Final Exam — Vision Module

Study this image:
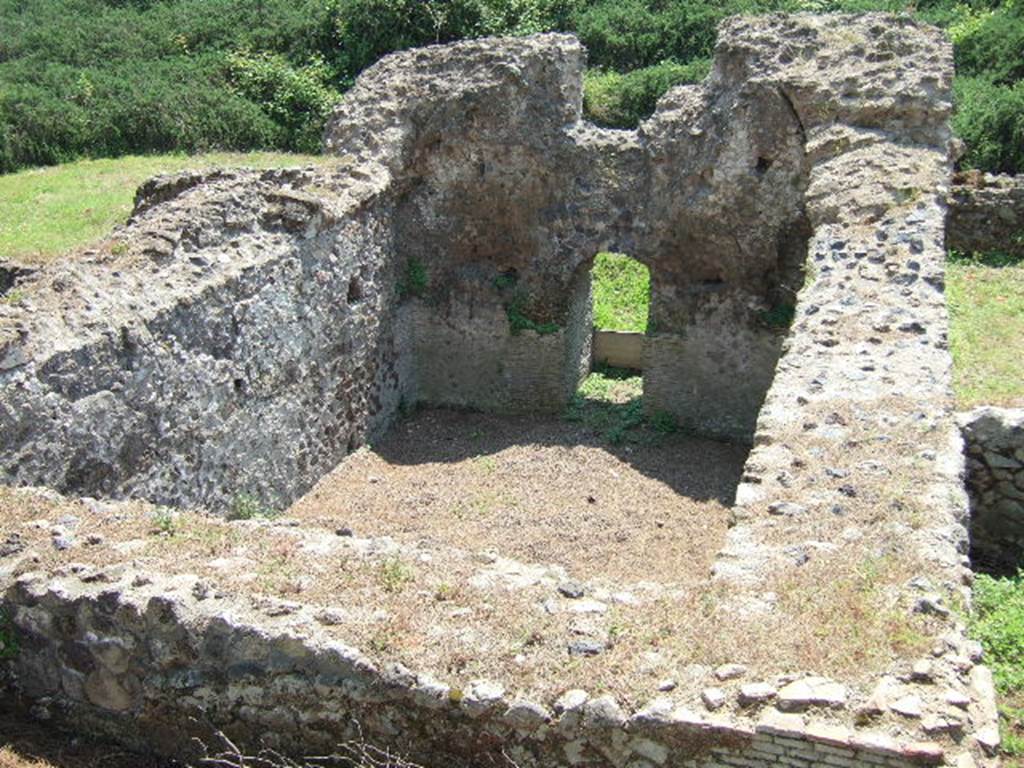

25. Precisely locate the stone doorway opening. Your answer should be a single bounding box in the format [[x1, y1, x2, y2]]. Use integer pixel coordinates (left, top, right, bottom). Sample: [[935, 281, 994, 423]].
[[565, 252, 655, 442]]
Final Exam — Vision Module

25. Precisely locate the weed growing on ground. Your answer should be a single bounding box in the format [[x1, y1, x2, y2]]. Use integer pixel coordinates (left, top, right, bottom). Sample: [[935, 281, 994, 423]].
[[228, 493, 277, 521], [152, 510, 178, 535], [379, 557, 415, 594], [567, 366, 687, 445], [648, 410, 678, 434], [0, 289, 24, 305]]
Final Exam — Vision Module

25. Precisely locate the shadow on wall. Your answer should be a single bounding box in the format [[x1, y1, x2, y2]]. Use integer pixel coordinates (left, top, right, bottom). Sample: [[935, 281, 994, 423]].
[[372, 406, 748, 506]]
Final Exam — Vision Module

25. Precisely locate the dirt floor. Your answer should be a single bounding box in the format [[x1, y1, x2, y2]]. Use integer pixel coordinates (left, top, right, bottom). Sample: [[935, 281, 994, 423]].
[[287, 407, 748, 583]]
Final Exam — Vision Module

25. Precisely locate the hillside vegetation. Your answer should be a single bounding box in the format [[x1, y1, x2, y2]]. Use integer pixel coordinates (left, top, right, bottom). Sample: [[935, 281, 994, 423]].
[[0, 0, 1021, 175]]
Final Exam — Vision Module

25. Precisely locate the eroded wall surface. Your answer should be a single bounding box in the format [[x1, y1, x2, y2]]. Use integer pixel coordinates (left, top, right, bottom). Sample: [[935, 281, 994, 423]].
[[1, 20, 818, 509], [324, 32, 809, 437]]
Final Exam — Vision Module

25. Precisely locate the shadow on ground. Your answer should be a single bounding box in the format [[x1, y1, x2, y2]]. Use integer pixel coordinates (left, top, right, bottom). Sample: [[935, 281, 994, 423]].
[[374, 401, 748, 506], [0, 701, 164, 768]]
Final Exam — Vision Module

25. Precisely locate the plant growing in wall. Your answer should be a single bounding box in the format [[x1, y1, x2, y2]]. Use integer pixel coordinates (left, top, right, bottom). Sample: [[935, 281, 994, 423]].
[[757, 301, 796, 330], [505, 291, 560, 335], [0, 609, 19, 660], [397, 258, 428, 299]]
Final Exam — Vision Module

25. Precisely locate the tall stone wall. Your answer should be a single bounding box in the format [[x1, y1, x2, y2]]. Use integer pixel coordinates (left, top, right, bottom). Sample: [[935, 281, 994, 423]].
[[0, 19, 820, 511], [959, 407, 1024, 574], [0, 170, 411, 512], [323, 33, 809, 439]]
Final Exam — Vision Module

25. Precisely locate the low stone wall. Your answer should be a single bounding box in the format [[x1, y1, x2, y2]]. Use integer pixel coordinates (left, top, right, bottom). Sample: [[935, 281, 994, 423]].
[[0, 520, 988, 768], [959, 407, 1024, 573], [947, 172, 1024, 256], [593, 331, 644, 370]]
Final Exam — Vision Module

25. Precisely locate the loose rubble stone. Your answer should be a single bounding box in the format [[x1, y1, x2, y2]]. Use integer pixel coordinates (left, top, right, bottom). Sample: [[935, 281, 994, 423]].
[[701, 688, 726, 711], [738, 683, 777, 706], [890, 695, 923, 718], [568, 639, 606, 657], [768, 501, 806, 516], [776, 676, 848, 711], [0, 533, 24, 557], [714, 663, 747, 681], [558, 582, 585, 599]]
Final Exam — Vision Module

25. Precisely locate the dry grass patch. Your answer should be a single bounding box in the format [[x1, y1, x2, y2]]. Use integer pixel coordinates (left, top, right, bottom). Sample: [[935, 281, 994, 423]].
[[1, 475, 948, 709]]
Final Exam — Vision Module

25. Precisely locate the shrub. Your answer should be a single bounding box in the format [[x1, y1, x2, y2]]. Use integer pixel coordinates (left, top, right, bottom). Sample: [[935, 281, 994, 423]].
[[572, 0, 726, 71], [0, 0, 1022, 176], [954, 76, 1024, 175], [584, 59, 710, 128], [949, 1, 1024, 84], [505, 292, 560, 334], [226, 51, 340, 153]]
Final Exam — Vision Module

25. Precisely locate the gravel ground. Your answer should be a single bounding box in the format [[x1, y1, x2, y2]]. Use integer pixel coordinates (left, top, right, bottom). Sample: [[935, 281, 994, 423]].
[[287, 408, 748, 583]]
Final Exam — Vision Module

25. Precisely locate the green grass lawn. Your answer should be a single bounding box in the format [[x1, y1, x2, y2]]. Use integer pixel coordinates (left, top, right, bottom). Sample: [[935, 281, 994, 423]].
[[0, 152, 325, 264], [947, 252, 1024, 409]]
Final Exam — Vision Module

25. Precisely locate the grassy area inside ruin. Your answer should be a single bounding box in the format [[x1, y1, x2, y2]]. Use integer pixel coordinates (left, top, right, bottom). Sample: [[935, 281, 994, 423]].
[[590, 252, 650, 333]]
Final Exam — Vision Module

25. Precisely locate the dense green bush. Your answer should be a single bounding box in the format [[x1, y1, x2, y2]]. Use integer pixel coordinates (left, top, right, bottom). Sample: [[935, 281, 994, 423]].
[[584, 59, 711, 128], [954, 76, 1024, 174], [0, 0, 1022, 173], [572, 0, 731, 71], [226, 52, 340, 153], [0, 55, 281, 172], [330, 0, 580, 75]]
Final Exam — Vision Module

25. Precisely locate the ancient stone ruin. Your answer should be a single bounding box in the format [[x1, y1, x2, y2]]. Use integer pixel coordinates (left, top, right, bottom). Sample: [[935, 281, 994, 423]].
[[0, 12, 1018, 768]]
